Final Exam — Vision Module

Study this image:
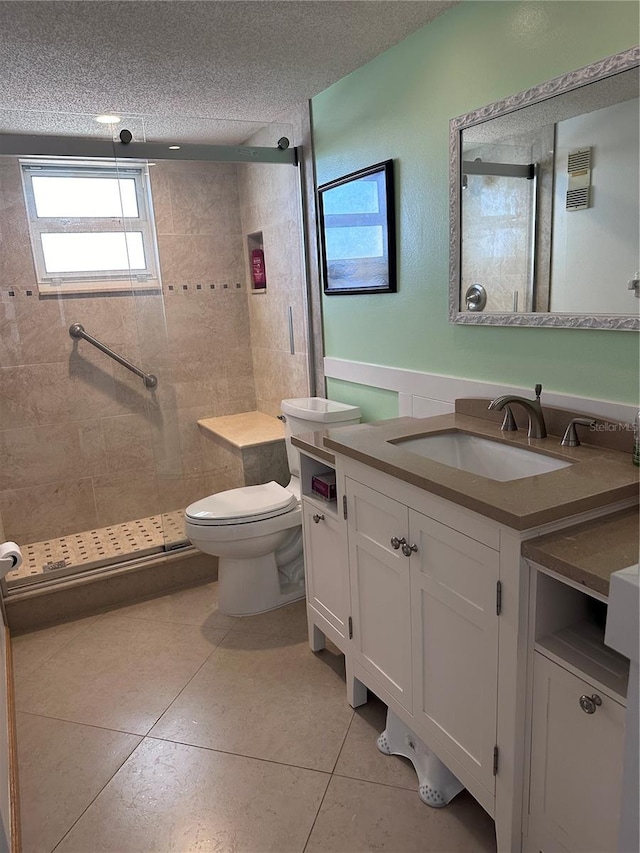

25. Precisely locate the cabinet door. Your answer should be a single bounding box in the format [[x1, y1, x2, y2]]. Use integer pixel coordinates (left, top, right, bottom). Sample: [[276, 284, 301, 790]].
[[528, 653, 624, 853], [346, 478, 412, 711], [302, 499, 350, 644], [409, 510, 499, 794]]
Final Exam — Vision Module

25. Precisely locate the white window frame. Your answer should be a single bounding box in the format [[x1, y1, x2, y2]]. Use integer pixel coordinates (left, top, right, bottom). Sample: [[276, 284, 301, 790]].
[[20, 158, 161, 295]]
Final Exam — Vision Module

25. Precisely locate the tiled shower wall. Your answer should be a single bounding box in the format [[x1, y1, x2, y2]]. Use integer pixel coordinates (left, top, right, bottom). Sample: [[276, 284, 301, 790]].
[[0, 156, 261, 544], [238, 124, 309, 418]]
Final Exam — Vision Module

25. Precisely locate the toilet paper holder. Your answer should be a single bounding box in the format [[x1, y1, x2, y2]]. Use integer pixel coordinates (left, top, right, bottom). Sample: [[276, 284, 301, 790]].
[[0, 542, 22, 578]]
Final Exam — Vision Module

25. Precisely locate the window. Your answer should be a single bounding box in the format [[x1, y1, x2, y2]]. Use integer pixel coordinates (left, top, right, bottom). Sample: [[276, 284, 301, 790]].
[[21, 159, 160, 294]]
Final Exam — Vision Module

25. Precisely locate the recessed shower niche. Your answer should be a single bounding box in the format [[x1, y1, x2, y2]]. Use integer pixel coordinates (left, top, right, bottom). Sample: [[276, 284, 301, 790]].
[[247, 231, 267, 291]]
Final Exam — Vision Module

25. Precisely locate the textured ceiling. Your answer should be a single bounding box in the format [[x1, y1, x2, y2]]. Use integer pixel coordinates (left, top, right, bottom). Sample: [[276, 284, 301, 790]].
[[0, 0, 458, 143]]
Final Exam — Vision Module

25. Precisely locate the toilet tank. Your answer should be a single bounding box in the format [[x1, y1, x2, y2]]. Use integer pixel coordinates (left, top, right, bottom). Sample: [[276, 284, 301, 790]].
[[280, 397, 361, 478]]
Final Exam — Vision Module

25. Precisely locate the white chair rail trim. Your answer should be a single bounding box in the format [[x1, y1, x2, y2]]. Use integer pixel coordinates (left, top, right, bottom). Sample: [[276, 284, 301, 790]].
[[323, 357, 637, 425]]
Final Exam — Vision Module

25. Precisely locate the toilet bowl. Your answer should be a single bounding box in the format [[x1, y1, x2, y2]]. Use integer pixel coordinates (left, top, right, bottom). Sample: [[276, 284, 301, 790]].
[[184, 397, 361, 616]]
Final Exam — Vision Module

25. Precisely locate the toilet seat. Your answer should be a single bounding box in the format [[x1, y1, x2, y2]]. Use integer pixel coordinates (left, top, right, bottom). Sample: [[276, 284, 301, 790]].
[[185, 481, 297, 527]]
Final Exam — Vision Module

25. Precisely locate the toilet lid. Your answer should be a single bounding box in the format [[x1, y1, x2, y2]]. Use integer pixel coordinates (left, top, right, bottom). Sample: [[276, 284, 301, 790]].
[[185, 481, 297, 525]]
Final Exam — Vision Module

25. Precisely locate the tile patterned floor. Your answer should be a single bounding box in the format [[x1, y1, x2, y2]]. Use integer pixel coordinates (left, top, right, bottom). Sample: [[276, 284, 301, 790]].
[[14, 583, 497, 853]]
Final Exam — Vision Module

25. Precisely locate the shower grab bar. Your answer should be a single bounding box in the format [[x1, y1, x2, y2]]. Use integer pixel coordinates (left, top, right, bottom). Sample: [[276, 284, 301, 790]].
[[69, 323, 158, 389]]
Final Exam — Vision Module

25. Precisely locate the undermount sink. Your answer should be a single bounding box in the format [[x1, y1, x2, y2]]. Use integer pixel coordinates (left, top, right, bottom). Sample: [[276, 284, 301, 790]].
[[391, 432, 573, 482]]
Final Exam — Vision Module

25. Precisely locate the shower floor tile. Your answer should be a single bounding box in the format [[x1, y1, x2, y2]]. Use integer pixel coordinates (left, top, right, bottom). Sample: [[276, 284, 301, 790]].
[[5, 509, 187, 588]]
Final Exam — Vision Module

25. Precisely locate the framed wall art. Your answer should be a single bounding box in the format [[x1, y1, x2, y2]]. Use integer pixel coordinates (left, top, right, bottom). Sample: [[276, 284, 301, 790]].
[[318, 159, 396, 295]]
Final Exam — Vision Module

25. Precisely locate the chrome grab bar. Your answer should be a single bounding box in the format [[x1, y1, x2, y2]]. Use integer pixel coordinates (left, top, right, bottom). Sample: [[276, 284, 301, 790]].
[[69, 323, 158, 389]]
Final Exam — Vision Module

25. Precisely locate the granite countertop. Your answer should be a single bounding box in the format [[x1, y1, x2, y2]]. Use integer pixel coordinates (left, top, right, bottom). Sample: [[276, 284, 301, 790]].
[[522, 508, 639, 596], [198, 411, 284, 450], [317, 413, 639, 530]]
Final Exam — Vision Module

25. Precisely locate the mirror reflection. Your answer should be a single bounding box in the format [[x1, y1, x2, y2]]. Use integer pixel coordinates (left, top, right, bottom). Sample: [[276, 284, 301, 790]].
[[454, 56, 639, 325]]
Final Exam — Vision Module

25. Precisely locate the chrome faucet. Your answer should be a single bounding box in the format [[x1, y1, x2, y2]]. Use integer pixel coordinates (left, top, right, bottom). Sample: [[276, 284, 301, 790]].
[[488, 383, 547, 439]]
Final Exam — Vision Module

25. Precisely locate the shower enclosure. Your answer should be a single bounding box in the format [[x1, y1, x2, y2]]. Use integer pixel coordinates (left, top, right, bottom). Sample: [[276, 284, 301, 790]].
[[0, 111, 311, 594]]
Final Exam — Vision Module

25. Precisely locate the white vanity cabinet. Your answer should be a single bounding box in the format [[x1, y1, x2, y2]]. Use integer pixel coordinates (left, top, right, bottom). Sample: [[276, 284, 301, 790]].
[[297, 435, 636, 853], [343, 460, 505, 816], [523, 568, 628, 853]]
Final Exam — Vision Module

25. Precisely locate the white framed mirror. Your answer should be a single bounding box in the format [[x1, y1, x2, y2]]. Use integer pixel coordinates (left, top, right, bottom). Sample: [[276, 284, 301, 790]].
[[449, 47, 639, 331]]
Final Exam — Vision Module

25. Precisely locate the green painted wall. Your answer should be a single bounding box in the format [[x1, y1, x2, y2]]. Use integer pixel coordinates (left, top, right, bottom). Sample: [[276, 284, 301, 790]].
[[313, 1, 639, 417], [326, 378, 399, 421]]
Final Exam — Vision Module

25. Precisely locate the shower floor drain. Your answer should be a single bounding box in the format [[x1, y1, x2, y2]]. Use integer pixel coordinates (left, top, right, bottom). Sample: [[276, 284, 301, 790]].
[[5, 509, 188, 588]]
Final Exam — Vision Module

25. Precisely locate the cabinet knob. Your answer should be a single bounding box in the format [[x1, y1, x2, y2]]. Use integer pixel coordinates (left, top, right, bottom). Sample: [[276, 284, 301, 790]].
[[312, 513, 325, 524], [402, 542, 418, 557], [579, 693, 602, 714], [390, 536, 406, 550]]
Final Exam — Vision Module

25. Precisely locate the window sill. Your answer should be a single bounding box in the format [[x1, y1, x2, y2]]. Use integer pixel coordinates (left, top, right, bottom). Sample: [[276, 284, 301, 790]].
[[38, 280, 162, 298]]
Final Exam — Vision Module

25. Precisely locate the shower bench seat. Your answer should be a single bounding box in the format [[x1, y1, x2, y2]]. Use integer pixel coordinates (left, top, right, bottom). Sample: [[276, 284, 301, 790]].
[[197, 411, 289, 488]]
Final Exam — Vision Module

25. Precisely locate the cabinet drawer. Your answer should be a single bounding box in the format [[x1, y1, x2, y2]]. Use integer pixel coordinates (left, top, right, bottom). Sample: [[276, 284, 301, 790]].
[[528, 652, 624, 853]]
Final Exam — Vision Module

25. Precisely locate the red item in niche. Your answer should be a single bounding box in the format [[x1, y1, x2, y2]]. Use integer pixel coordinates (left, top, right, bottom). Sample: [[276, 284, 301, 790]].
[[251, 249, 267, 289]]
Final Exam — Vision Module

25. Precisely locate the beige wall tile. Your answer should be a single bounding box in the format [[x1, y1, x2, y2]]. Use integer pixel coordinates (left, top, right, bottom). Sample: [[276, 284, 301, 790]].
[[205, 465, 244, 495], [200, 430, 242, 473], [165, 161, 243, 237], [156, 472, 211, 514], [133, 292, 173, 368], [0, 420, 105, 491], [148, 165, 174, 236], [0, 299, 22, 367], [101, 412, 156, 474], [258, 441, 290, 486], [0, 478, 98, 543], [0, 161, 37, 289], [255, 398, 281, 419], [93, 470, 160, 528], [157, 234, 244, 283]]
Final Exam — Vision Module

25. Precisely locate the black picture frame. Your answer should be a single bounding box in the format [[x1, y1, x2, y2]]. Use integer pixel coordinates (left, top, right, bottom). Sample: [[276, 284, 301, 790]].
[[318, 159, 396, 295]]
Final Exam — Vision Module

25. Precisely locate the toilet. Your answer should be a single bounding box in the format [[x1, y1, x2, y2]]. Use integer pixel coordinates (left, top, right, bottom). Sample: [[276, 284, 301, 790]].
[[184, 397, 361, 616]]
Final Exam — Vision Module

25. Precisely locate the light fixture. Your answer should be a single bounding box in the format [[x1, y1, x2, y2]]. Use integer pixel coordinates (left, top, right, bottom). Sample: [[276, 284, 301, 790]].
[[95, 114, 121, 125], [168, 145, 181, 150]]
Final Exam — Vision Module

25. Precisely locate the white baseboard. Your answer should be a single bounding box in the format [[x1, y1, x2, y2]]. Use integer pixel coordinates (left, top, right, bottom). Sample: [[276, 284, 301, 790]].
[[324, 357, 637, 424]]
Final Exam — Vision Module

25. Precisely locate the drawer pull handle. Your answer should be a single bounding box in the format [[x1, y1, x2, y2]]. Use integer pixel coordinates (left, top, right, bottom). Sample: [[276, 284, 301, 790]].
[[579, 693, 602, 714], [390, 536, 406, 550], [312, 513, 325, 524], [402, 542, 418, 557]]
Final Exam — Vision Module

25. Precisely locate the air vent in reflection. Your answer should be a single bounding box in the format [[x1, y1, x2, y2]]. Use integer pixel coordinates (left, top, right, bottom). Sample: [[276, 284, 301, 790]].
[[566, 147, 592, 211]]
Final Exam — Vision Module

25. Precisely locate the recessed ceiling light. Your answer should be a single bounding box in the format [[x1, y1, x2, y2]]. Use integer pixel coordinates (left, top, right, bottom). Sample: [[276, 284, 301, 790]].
[[168, 145, 181, 150], [95, 114, 121, 124]]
